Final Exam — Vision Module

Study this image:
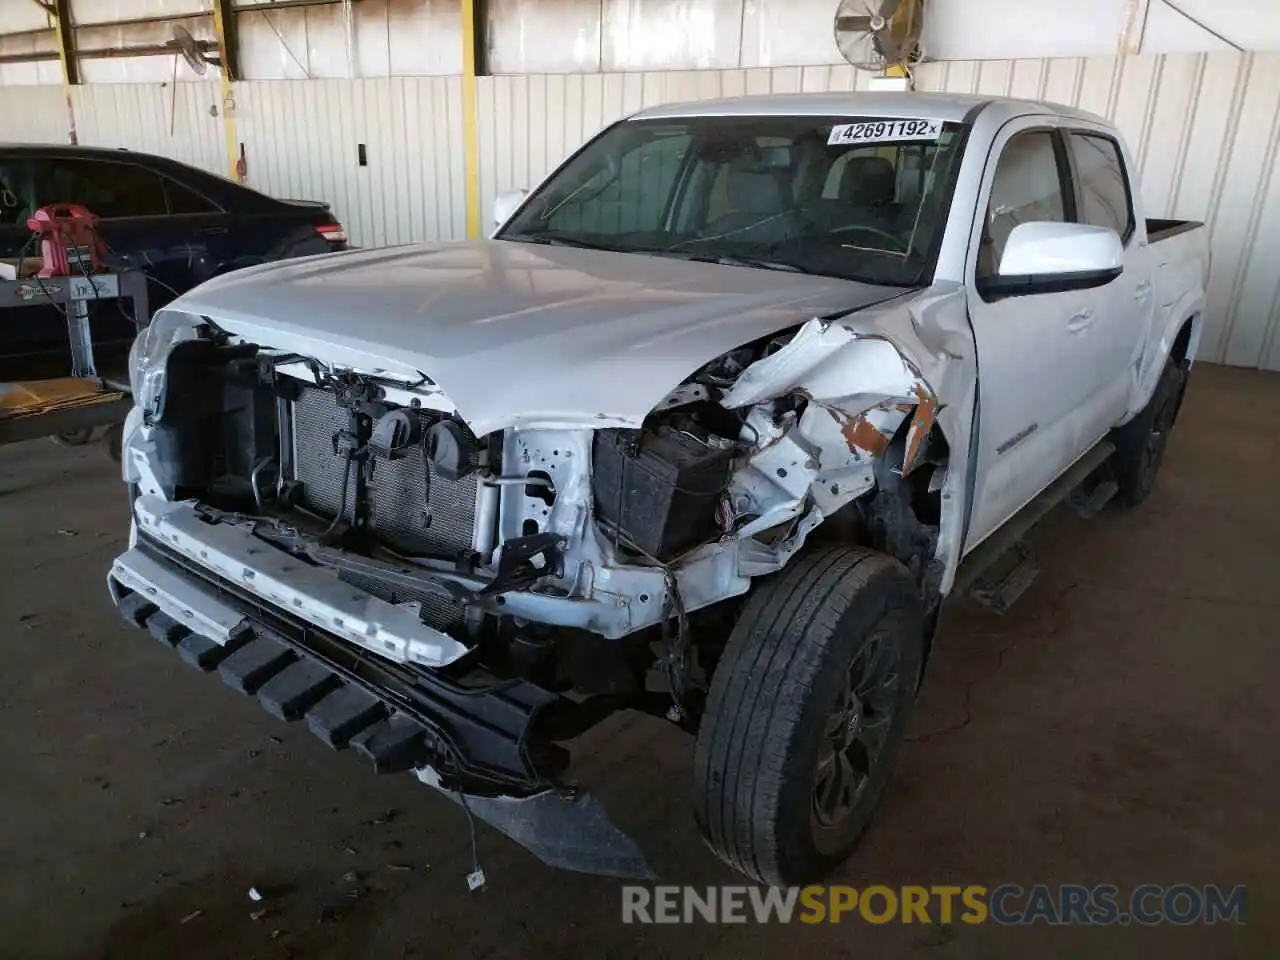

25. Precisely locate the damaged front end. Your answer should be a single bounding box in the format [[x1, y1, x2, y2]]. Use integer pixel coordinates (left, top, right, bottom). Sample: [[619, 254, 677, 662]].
[[112, 289, 974, 877]]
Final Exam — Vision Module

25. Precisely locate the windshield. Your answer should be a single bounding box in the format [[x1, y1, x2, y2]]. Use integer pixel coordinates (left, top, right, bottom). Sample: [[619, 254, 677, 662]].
[[499, 115, 967, 286]]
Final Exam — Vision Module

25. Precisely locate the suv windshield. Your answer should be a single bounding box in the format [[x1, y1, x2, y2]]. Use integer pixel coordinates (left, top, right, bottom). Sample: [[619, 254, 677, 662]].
[[499, 115, 967, 286]]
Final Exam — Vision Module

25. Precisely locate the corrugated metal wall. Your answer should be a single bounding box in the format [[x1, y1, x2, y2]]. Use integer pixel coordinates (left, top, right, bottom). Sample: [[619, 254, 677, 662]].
[[2, 52, 1279, 368], [235, 78, 466, 247], [0, 84, 71, 142], [68, 82, 226, 174]]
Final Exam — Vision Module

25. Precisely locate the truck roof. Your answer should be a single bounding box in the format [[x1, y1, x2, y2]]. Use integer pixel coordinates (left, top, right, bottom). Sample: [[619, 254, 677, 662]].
[[630, 91, 1107, 127]]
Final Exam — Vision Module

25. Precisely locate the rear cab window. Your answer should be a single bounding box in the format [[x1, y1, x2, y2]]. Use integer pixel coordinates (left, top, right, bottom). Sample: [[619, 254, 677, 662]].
[[1066, 132, 1135, 243]]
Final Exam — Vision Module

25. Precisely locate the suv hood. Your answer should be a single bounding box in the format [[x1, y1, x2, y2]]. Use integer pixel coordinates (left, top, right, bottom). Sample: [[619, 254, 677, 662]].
[[168, 240, 907, 434]]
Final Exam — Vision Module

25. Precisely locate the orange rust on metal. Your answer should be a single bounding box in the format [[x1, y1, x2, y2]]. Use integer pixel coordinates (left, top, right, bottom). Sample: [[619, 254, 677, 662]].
[[902, 384, 938, 475], [841, 412, 891, 457]]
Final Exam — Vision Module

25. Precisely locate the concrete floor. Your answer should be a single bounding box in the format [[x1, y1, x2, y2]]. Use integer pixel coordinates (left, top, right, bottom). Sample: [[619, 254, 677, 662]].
[[1, 363, 1276, 959]]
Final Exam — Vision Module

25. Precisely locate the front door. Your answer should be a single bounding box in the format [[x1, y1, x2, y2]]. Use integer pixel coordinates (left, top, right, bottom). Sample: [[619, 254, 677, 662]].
[[963, 122, 1101, 552]]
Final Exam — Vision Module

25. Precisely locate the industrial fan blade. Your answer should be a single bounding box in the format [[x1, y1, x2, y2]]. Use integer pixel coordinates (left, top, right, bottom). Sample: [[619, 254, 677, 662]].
[[835, 15, 874, 31]]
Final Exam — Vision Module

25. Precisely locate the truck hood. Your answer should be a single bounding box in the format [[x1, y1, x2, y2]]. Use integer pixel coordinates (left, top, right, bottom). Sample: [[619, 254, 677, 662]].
[[169, 240, 907, 434]]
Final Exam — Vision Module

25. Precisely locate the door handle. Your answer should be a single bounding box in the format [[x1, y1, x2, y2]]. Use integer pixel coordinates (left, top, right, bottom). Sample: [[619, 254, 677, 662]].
[[1134, 280, 1153, 300], [197, 225, 229, 236], [1067, 307, 1095, 333]]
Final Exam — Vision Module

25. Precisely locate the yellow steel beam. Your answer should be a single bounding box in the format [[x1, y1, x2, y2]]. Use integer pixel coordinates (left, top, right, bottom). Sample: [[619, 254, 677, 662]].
[[210, 0, 240, 180], [1119, 0, 1152, 54], [51, 0, 79, 85], [460, 0, 482, 239]]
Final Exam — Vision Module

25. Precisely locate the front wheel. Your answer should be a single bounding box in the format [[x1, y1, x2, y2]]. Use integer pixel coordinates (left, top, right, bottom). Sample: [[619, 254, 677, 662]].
[[692, 546, 924, 885]]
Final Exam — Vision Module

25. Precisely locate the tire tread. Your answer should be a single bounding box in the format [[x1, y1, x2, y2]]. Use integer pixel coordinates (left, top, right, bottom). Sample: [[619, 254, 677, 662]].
[[693, 545, 920, 883]]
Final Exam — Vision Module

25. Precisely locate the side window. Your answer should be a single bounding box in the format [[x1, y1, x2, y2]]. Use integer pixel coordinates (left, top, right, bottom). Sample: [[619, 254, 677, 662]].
[[546, 134, 690, 235], [34, 159, 168, 219], [0, 159, 35, 228], [1068, 132, 1134, 242], [163, 178, 221, 215], [978, 131, 1068, 279]]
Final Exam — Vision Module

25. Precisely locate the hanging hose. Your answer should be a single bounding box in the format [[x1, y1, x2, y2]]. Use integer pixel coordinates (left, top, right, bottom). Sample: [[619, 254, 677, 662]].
[[321, 448, 356, 540]]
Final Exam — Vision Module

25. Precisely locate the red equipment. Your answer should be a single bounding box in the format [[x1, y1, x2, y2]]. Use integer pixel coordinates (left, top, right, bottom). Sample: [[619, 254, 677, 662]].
[[25, 204, 106, 278]]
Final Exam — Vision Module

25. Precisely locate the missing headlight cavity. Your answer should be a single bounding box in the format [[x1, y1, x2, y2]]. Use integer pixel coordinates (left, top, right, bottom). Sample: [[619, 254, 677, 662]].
[[148, 337, 280, 505]]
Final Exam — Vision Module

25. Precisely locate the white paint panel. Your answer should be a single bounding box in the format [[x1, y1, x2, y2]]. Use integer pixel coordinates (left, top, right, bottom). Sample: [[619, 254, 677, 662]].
[[924, 0, 1129, 60], [69, 82, 226, 175], [0, 84, 70, 143], [237, 8, 316, 80], [601, 0, 742, 70], [486, 0, 602, 73], [481, 0, 1280, 72], [233, 78, 463, 247], [0, 0, 56, 33], [234, 0, 461, 78], [71, 0, 210, 26], [0, 61, 64, 86], [0, 27, 61, 87], [1142, 0, 1270, 52]]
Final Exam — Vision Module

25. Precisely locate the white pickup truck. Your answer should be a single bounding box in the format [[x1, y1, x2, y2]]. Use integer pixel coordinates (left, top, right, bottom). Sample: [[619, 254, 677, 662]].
[[111, 92, 1207, 885]]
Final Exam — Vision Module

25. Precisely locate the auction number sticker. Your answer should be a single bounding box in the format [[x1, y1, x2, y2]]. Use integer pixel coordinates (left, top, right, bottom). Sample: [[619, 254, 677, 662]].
[[828, 118, 943, 145]]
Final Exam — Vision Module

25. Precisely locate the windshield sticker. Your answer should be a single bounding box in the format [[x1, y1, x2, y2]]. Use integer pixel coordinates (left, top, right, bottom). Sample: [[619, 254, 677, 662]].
[[828, 119, 943, 146]]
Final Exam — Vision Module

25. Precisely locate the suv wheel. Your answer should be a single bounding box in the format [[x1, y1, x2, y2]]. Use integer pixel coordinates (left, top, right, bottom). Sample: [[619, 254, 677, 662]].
[[692, 545, 924, 884]]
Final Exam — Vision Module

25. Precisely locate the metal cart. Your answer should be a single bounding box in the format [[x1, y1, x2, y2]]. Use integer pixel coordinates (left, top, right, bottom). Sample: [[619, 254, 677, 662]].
[[0, 265, 148, 459]]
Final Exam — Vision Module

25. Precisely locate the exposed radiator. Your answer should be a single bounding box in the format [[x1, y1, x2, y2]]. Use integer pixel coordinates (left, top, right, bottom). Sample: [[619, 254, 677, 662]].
[[291, 387, 479, 629], [291, 386, 479, 565]]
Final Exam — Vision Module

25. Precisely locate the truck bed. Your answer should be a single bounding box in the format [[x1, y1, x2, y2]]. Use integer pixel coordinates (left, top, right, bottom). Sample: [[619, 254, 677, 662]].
[[1147, 218, 1203, 243]]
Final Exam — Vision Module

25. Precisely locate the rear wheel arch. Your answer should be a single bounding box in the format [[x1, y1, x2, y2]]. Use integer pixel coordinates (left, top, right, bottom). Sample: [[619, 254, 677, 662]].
[[1170, 313, 1198, 366]]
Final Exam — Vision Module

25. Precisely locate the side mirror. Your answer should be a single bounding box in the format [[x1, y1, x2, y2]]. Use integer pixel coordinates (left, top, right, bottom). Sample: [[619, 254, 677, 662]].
[[492, 189, 527, 228], [981, 222, 1124, 298]]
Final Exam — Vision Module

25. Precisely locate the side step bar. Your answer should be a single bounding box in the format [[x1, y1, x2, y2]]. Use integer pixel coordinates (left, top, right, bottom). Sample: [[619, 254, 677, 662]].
[[969, 543, 1040, 615], [954, 439, 1115, 607]]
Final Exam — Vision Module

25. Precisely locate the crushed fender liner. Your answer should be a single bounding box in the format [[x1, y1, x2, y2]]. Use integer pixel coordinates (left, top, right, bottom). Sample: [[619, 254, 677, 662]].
[[107, 530, 655, 880]]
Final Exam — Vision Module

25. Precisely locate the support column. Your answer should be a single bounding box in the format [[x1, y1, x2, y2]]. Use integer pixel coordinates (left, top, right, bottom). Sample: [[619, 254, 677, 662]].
[[461, 0, 483, 239], [50, 0, 79, 86], [211, 0, 242, 181]]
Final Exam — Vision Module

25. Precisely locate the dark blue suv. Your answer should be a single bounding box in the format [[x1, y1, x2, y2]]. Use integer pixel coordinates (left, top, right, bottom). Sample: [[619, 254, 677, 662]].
[[0, 144, 348, 380]]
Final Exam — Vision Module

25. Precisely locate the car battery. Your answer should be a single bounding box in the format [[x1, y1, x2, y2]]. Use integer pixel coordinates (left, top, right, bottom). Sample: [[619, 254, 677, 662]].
[[592, 426, 735, 560]]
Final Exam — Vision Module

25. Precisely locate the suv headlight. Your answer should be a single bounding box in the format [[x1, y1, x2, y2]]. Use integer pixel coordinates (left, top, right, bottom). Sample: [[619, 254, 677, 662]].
[[128, 309, 202, 414]]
